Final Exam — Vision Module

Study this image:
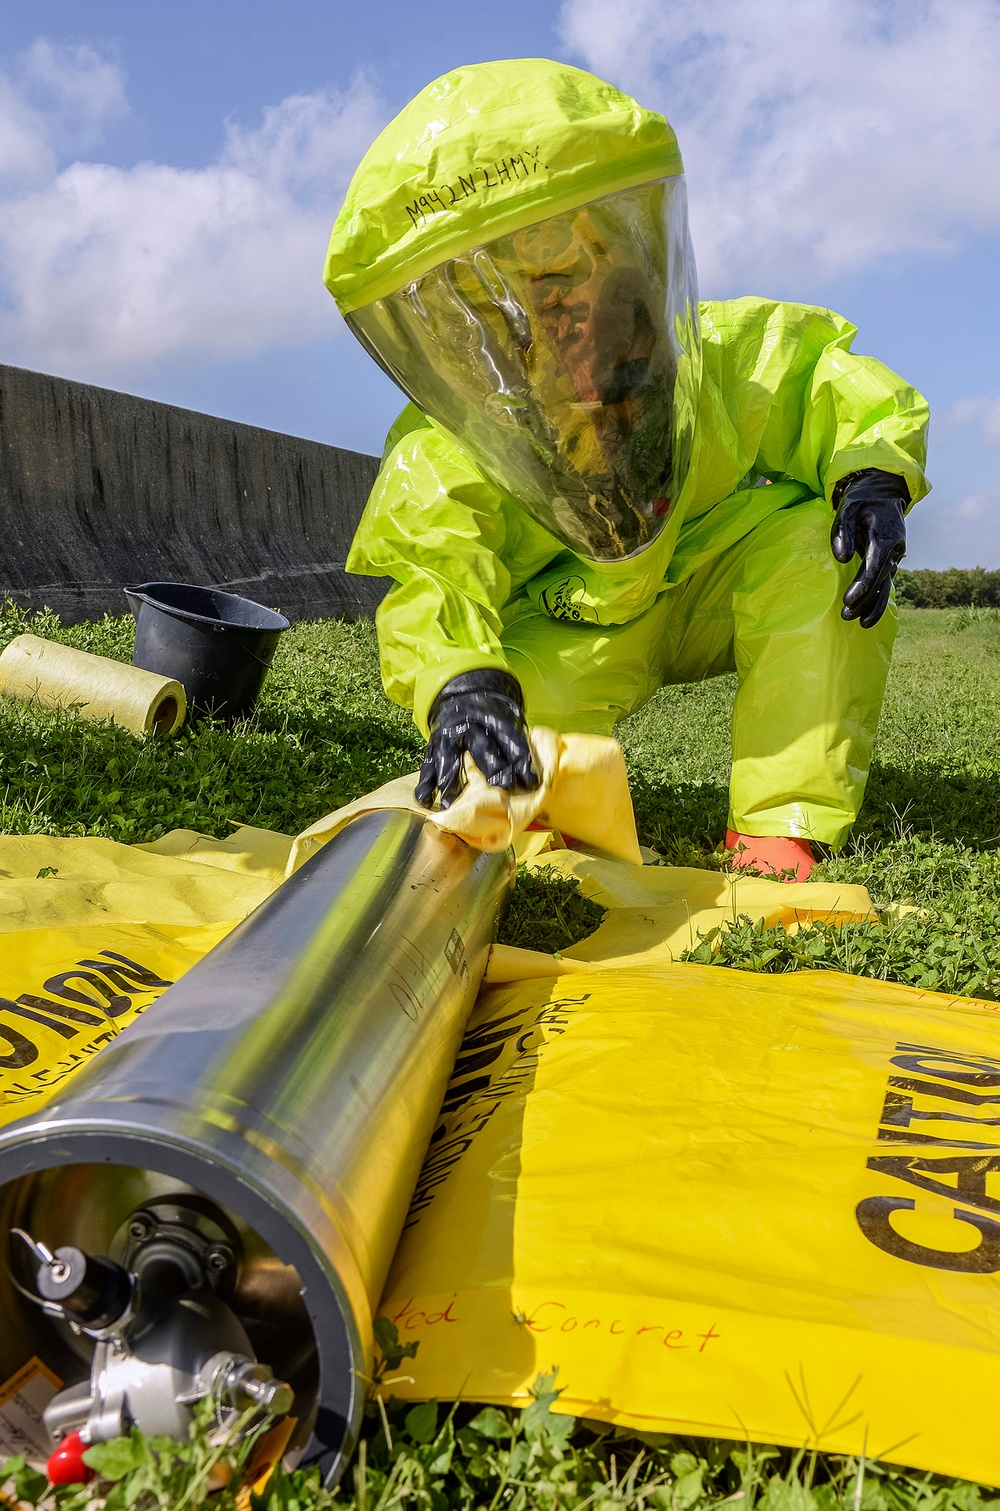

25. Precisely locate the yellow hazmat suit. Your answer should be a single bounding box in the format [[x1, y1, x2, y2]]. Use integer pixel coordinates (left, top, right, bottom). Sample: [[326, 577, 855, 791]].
[[325, 60, 929, 847]]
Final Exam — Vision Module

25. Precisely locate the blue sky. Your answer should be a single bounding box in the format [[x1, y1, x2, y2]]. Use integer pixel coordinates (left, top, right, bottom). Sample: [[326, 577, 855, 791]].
[[0, 0, 998, 568]]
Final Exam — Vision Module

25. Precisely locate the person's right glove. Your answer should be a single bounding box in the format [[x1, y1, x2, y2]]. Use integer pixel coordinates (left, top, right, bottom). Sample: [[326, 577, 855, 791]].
[[415, 669, 539, 810], [830, 468, 909, 628]]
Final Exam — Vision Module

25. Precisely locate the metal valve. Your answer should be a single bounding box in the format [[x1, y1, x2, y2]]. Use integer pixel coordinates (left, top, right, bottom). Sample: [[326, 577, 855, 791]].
[[12, 1199, 293, 1451], [13, 1230, 133, 1333], [218, 1359, 295, 1419]]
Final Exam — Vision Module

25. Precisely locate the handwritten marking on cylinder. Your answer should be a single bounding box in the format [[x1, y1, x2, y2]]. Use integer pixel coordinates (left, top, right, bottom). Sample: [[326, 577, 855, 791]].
[[388, 937, 433, 1022]]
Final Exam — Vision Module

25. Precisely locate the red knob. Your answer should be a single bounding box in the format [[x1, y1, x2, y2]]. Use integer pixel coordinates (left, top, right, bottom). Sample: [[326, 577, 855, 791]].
[[47, 1431, 95, 1485]]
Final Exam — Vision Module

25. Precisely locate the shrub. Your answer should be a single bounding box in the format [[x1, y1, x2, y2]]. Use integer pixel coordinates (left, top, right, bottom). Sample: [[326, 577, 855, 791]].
[[895, 567, 1000, 608]]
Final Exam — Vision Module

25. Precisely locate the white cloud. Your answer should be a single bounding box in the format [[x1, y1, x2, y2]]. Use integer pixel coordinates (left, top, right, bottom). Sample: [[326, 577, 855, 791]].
[[0, 41, 384, 380], [0, 39, 125, 191], [945, 397, 1000, 447], [953, 488, 1000, 522], [559, 0, 1000, 292]]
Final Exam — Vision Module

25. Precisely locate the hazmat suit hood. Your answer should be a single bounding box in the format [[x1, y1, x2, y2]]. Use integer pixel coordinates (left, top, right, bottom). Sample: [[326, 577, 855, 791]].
[[325, 59, 701, 565]]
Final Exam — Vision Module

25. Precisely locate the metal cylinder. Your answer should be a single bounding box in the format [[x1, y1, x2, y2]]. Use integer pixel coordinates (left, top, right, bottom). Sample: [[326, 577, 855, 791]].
[[0, 809, 512, 1482]]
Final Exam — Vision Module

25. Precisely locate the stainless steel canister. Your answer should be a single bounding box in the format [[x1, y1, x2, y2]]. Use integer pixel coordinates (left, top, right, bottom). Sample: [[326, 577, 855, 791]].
[[0, 808, 513, 1482]]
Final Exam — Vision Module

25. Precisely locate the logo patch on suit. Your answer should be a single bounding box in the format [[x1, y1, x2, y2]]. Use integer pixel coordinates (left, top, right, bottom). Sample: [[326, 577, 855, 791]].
[[540, 576, 590, 622]]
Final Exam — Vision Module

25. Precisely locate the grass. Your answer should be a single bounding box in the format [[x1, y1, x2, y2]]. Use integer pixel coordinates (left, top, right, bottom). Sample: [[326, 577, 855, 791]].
[[2, 602, 999, 1506], [0, 602, 424, 843], [496, 865, 606, 953], [6, 1335, 1000, 1511], [617, 608, 1000, 999]]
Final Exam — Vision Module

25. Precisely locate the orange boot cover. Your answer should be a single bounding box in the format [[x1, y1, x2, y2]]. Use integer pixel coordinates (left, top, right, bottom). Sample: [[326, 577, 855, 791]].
[[725, 830, 816, 883]]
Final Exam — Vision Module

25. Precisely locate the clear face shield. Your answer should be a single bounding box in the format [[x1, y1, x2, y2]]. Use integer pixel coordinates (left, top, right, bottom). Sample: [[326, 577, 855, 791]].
[[347, 178, 701, 564]]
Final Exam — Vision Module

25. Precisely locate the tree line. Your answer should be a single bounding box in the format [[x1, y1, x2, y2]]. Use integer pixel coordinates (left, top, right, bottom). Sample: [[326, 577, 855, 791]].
[[895, 568, 1000, 608]]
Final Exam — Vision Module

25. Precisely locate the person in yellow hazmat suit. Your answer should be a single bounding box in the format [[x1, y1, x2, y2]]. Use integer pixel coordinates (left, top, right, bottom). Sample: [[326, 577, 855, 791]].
[[324, 59, 928, 881]]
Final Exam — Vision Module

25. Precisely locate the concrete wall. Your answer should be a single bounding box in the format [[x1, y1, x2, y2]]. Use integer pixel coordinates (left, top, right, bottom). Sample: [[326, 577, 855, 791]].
[[0, 363, 389, 623]]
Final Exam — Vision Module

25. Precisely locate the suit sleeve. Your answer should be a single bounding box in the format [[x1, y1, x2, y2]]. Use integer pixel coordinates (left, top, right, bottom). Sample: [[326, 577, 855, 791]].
[[347, 416, 528, 735], [753, 304, 929, 508]]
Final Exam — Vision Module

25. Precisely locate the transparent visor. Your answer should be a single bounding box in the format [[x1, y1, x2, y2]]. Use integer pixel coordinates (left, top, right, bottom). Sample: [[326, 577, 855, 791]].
[[347, 178, 701, 563]]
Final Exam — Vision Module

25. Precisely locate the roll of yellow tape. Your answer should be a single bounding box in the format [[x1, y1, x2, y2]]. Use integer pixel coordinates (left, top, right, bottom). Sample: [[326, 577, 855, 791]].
[[0, 634, 185, 737]]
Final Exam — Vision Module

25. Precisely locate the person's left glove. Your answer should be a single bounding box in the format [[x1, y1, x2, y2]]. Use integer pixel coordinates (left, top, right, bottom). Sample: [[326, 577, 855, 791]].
[[830, 468, 909, 628], [415, 669, 539, 810]]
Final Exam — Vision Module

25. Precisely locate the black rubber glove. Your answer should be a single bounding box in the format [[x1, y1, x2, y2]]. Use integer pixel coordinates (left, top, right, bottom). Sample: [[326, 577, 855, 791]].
[[830, 468, 909, 628], [415, 670, 539, 810]]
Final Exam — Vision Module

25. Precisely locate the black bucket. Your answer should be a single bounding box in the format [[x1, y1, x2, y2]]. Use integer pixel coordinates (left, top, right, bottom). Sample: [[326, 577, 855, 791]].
[[126, 582, 290, 722]]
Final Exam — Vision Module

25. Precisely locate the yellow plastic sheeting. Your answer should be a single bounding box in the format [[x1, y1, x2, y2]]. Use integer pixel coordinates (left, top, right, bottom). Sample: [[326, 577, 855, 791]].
[[0, 815, 873, 1133], [0, 635, 186, 737], [0, 827, 288, 934], [0, 825, 289, 1127], [381, 963, 1000, 1486], [515, 849, 877, 968], [0, 920, 233, 1128], [1, 812, 994, 1481], [138, 825, 293, 881], [289, 729, 642, 873]]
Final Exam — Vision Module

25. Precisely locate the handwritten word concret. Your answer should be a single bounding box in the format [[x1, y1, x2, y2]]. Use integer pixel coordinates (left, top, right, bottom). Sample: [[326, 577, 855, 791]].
[[515, 1301, 722, 1353], [387, 1292, 722, 1355], [404, 147, 550, 229]]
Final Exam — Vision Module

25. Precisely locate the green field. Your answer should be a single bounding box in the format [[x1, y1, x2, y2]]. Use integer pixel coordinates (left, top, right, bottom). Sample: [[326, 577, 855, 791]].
[[1, 602, 999, 1509], [2, 603, 998, 991]]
